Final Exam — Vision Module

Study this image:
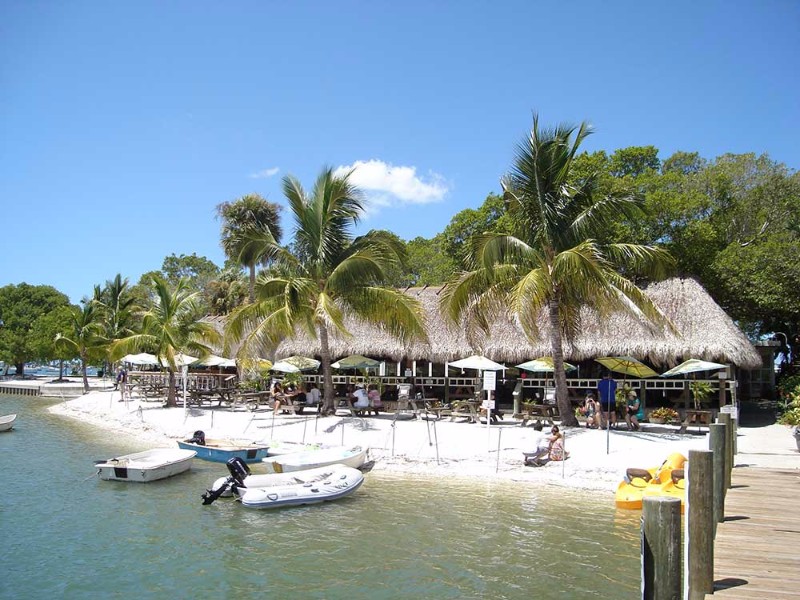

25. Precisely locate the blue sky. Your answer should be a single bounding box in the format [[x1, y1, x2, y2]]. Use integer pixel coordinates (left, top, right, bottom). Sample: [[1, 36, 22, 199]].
[[2, 1, 798, 304]]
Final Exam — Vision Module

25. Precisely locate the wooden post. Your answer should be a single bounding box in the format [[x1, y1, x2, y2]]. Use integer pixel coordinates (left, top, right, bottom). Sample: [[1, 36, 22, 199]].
[[731, 417, 738, 456], [709, 423, 726, 526], [686, 450, 714, 599], [642, 496, 682, 600], [717, 412, 732, 489]]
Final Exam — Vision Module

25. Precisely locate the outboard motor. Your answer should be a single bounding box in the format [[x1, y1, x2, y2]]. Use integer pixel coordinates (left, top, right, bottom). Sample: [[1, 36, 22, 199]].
[[188, 430, 206, 445], [226, 456, 251, 487], [202, 457, 251, 506]]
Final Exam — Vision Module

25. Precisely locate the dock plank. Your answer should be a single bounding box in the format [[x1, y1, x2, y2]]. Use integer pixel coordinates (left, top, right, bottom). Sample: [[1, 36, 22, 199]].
[[705, 467, 800, 599]]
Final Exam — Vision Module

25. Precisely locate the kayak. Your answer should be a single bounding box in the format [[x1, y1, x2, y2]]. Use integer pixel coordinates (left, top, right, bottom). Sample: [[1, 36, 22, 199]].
[[615, 452, 687, 511]]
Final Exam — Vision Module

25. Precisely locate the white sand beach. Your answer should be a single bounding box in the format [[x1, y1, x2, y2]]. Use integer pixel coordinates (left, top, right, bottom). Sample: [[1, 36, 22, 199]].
[[49, 388, 799, 492]]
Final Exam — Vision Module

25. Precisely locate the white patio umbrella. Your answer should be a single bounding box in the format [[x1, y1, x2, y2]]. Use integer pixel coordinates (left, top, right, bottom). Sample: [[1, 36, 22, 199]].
[[449, 355, 506, 371], [331, 355, 380, 370], [160, 352, 198, 368], [516, 357, 577, 373], [272, 355, 320, 373], [192, 354, 237, 368], [121, 353, 159, 366], [659, 359, 727, 377]]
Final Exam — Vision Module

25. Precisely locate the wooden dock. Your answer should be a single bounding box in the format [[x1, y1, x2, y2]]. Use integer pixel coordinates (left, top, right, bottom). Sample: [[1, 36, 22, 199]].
[[706, 467, 800, 599]]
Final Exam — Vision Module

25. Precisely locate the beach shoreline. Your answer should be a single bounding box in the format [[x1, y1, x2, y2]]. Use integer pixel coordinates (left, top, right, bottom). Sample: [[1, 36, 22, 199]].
[[47, 388, 799, 492]]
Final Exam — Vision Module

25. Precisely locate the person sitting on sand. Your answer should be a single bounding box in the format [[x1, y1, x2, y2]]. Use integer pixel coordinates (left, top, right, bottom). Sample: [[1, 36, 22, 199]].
[[581, 393, 600, 428], [625, 391, 644, 431], [523, 422, 550, 466], [547, 425, 569, 461]]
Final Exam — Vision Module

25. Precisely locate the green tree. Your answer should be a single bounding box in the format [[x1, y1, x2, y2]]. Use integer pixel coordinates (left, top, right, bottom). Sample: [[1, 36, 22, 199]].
[[217, 194, 283, 303], [225, 167, 427, 412], [0, 283, 71, 375], [54, 301, 107, 393], [28, 305, 75, 380], [110, 276, 221, 406], [161, 253, 220, 290], [442, 193, 507, 266], [205, 266, 248, 315], [404, 234, 457, 286], [441, 116, 674, 426]]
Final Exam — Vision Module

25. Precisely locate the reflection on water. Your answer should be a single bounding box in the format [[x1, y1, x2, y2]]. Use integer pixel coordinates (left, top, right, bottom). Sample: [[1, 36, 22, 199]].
[[0, 395, 642, 599]]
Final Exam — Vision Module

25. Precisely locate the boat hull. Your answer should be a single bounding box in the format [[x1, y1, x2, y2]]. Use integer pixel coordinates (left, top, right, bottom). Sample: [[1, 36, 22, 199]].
[[0, 413, 16, 432], [237, 465, 364, 509], [262, 445, 368, 473], [178, 439, 270, 463], [615, 453, 687, 510], [96, 449, 196, 482]]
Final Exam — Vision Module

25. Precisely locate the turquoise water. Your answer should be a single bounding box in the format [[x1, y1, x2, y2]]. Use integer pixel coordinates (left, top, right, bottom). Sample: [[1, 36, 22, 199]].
[[0, 394, 642, 599]]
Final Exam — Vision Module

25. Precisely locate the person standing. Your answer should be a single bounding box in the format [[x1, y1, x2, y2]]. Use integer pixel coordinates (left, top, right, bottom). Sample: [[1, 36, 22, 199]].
[[597, 371, 618, 428], [116, 366, 128, 401]]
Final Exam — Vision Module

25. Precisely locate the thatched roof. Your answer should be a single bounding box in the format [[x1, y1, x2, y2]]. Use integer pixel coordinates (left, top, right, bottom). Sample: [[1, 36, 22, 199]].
[[262, 278, 760, 369]]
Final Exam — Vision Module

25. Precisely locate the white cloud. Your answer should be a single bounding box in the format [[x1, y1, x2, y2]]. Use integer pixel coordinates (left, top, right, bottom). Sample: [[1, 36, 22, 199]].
[[334, 159, 449, 207], [249, 166, 280, 179]]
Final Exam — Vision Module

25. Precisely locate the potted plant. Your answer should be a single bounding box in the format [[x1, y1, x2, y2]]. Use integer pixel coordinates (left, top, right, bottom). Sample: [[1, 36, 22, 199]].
[[649, 406, 679, 424]]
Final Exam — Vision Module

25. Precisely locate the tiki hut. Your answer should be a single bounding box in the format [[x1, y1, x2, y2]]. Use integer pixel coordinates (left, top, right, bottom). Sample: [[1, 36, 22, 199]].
[[270, 278, 760, 369]]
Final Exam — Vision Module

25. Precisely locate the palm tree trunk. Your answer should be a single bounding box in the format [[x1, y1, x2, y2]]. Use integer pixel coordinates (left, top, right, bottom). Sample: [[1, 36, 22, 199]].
[[80, 354, 89, 394], [248, 264, 256, 304], [548, 299, 577, 426], [166, 369, 177, 407], [318, 323, 335, 414]]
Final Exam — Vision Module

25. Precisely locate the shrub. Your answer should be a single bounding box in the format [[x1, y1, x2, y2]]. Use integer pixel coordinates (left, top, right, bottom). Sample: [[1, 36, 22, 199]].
[[778, 390, 800, 426]]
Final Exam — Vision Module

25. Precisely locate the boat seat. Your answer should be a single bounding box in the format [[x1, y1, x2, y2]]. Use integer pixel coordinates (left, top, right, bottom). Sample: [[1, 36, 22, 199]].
[[626, 468, 652, 483], [671, 469, 685, 484]]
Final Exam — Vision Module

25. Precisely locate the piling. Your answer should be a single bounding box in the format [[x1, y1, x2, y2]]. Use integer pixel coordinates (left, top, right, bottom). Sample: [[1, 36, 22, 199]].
[[708, 423, 726, 526], [641, 496, 681, 600], [717, 413, 733, 489], [685, 450, 714, 599]]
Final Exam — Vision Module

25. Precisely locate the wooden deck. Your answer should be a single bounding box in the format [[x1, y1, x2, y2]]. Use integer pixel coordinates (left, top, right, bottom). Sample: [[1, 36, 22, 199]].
[[705, 467, 800, 599]]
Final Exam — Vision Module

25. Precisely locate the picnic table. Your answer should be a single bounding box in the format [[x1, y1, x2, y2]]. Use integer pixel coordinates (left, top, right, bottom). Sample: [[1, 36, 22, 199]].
[[420, 401, 452, 420], [449, 400, 480, 423], [514, 403, 559, 426], [678, 409, 714, 433]]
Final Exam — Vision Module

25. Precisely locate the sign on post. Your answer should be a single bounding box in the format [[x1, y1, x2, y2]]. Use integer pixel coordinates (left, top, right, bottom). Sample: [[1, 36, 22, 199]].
[[483, 371, 496, 391]]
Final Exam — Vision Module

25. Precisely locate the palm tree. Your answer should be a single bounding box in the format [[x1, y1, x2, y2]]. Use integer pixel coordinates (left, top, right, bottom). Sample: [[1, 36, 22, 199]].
[[217, 194, 283, 303], [110, 276, 221, 407], [441, 115, 674, 426], [225, 167, 427, 413], [55, 301, 107, 393], [94, 274, 137, 375]]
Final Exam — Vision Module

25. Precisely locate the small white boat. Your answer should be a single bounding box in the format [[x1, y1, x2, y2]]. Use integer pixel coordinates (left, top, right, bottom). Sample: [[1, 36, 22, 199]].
[[262, 444, 369, 473], [0, 414, 17, 432], [236, 464, 364, 509], [96, 448, 196, 482]]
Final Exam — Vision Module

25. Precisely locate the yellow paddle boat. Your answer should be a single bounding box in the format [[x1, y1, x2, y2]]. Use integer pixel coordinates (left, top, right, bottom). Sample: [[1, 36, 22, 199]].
[[615, 452, 687, 511]]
